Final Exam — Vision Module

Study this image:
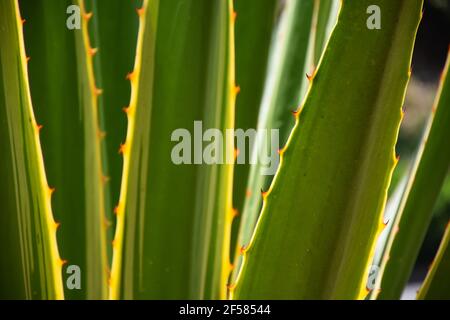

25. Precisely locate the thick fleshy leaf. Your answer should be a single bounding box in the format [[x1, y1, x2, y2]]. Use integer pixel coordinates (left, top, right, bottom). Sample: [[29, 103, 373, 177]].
[[230, 0, 277, 263], [232, 0, 317, 282], [20, 0, 109, 299], [0, 0, 64, 299], [110, 0, 236, 299], [313, 0, 340, 64], [85, 0, 142, 228], [418, 222, 450, 299], [376, 49, 450, 300], [233, 0, 423, 299]]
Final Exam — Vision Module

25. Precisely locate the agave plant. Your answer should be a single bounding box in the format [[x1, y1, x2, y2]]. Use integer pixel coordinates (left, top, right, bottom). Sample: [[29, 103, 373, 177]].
[[1, 0, 449, 300]]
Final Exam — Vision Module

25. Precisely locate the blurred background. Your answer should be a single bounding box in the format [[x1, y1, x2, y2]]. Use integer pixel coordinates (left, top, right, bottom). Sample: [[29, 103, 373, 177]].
[[397, 0, 450, 298]]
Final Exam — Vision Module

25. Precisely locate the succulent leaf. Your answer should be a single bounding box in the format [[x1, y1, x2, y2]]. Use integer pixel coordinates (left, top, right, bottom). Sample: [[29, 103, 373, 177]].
[[418, 221, 450, 299], [110, 0, 235, 300], [233, 0, 423, 300], [0, 0, 64, 299], [230, 0, 277, 263], [376, 49, 450, 300], [232, 0, 320, 283], [19, 0, 110, 299], [85, 0, 142, 229]]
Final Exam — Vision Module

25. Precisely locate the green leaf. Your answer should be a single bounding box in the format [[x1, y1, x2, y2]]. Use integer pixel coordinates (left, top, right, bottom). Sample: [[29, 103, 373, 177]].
[[232, 0, 316, 282], [110, 0, 235, 300], [0, 0, 64, 299], [376, 50, 450, 300], [85, 0, 142, 233], [20, 0, 109, 299], [418, 222, 450, 299], [232, 0, 423, 299], [367, 174, 408, 298], [313, 0, 340, 64], [230, 0, 277, 262]]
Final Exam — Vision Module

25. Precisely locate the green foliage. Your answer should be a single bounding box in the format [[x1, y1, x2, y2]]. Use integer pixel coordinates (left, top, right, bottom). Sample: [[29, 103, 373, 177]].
[[109, 0, 235, 300], [2, 0, 450, 301], [20, 0, 109, 299], [232, 0, 317, 282], [230, 0, 277, 265], [376, 50, 450, 300], [233, 0, 423, 299], [232, 0, 277, 211], [419, 223, 450, 299], [0, 0, 64, 299]]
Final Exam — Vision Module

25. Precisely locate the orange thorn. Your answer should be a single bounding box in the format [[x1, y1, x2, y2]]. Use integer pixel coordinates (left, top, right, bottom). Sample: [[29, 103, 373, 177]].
[[234, 85, 241, 96], [291, 109, 300, 119], [114, 205, 120, 215], [432, 106, 437, 114], [112, 239, 116, 248], [227, 283, 237, 290], [54, 221, 61, 230], [94, 87, 103, 96], [383, 219, 390, 226], [232, 208, 239, 218], [439, 67, 446, 82], [21, 18, 26, 25], [36, 124, 43, 132], [278, 146, 287, 156], [245, 189, 252, 199], [232, 11, 237, 22], [59, 259, 68, 266], [234, 148, 240, 160], [83, 12, 93, 21], [26, 56, 31, 63], [88, 47, 98, 57], [123, 106, 131, 114], [119, 143, 127, 155], [261, 189, 269, 199], [306, 73, 313, 81], [126, 72, 136, 81], [136, 7, 145, 17], [101, 175, 110, 185], [49, 187, 56, 196], [240, 245, 247, 255]]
